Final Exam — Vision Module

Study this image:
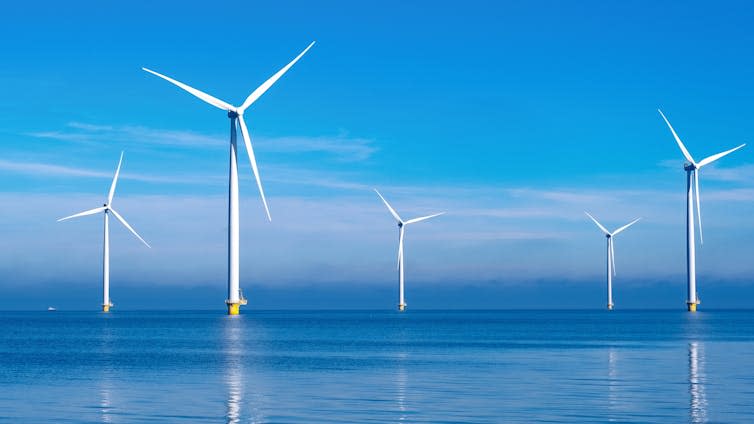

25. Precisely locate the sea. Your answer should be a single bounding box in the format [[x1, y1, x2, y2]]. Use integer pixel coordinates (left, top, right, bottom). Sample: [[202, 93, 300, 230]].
[[1, 310, 753, 423]]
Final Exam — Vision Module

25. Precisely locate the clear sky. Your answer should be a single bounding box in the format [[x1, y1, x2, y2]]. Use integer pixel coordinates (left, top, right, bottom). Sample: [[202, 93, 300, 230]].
[[0, 1, 753, 309]]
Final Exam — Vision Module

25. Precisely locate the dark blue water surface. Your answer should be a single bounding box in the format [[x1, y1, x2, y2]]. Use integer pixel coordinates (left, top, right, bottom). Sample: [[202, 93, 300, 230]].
[[1, 310, 753, 423]]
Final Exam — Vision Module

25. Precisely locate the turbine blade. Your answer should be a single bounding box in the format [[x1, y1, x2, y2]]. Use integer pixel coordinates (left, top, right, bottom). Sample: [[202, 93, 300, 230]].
[[612, 218, 641, 236], [397, 227, 405, 270], [109, 208, 151, 248], [107, 151, 124, 205], [238, 41, 316, 113], [584, 212, 610, 235], [238, 115, 271, 221], [695, 169, 703, 245], [697, 144, 746, 167], [374, 189, 402, 223], [405, 212, 445, 225], [57, 206, 106, 222], [142, 67, 235, 112], [610, 238, 616, 276], [658, 109, 696, 165]]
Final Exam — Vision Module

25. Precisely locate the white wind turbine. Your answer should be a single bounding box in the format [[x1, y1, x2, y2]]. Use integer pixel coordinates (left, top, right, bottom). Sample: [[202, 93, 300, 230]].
[[658, 109, 746, 311], [375, 189, 444, 311], [585, 212, 640, 310], [142, 42, 315, 315], [58, 152, 150, 312]]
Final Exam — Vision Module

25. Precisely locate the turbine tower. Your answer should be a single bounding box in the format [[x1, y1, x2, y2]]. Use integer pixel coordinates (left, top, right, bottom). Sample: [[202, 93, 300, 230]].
[[658, 109, 746, 311], [585, 212, 640, 310], [143, 42, 315, 315], [58, 152, 151, 312], [375, 189, 444, 311]]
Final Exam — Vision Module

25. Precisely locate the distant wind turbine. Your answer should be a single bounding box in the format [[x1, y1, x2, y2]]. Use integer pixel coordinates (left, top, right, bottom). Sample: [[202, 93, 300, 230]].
[[142, 42, 315, 315], [58, 152, 150, 312], [375, 189, 444, 311], [585, 212, 640, 310], [658, 109, 746, 311]]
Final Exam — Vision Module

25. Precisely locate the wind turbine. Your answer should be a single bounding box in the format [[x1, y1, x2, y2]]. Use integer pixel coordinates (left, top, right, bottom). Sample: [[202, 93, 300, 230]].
[[658, 109, 746, 311], [142, 42, 315, 315], [585, 212, 640, 310], [58, 152, 150, 312], [375, 189, 444, 311]]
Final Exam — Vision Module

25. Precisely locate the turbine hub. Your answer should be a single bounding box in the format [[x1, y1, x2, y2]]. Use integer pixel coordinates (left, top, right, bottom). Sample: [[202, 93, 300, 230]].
[[606, 234, 611, 239], [684, 162, 696, 171], [227, 110, 239, 119]]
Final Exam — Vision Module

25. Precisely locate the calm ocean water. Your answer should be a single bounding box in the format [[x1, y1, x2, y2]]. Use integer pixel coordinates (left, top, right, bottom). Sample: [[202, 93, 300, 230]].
[[1, 310, 753, 423]]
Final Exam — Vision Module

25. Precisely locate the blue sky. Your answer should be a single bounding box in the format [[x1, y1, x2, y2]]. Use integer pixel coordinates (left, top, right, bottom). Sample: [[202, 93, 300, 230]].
[[1, 1, 753, 309]]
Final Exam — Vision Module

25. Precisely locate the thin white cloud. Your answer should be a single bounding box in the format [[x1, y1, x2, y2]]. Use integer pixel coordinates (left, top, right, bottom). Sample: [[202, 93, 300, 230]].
[[0, 159, 109, 179], [0, 159, 216, 185], [258, 133, 377, 162], [30, 122, 224, 148], [28, 122, 378, 161], [424, 230, 573, 241], [704, 163, 754, 183]]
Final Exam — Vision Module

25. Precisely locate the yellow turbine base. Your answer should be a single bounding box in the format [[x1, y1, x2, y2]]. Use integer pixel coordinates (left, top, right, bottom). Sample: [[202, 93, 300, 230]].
[[102, 304, 111, 312], [398, 304, 406, 312], [687, 302, 697, 312], [227, 303, 241, 315]]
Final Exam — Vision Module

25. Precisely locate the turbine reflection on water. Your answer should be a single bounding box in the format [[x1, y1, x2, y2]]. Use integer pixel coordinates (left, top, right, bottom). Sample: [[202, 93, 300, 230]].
[[224, 316, 244, 424], [396, 351, 408, 421], [607, 346, 618, 416], [688, 341, 707, 423], [99, 315, 116, 424]]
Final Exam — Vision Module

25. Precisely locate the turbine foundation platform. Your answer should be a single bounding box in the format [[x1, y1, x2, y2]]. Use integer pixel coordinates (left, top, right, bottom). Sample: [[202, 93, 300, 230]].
[[687, 302, 698, 312], [398, 303, 406, 312], [607, 304, 614, 311], [226, 298, 248, 315], [102, 304, 111, 313]]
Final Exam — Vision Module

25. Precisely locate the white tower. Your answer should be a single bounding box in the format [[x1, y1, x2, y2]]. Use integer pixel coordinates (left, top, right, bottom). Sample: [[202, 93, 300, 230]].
[[585, 212, 640, 310], [143, 42, 315, 314], [658, 109, 745, 311], [375, 189, 444, 311], [58, 152, 151, 311]]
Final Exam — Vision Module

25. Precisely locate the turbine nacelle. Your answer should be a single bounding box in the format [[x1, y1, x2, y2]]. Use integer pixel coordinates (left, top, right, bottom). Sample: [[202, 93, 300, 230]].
[[374, 188, 444, 274], [58, 152, 151, 249], [659, 109, 746, 245], [142, 41, 316, 223], [585, 212, 640, 278]]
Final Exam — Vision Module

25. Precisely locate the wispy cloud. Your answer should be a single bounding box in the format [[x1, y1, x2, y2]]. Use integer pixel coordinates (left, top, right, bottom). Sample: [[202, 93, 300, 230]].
[[703, 163, 754, 183], [30, 122, 225, 148], [425, 230, 573, 241], [28, 122, 378, 161], [507, 188, 609, 204], [257, 133, 377, 162], [262, 164, 373, 191], [0, 159, 217, 185]]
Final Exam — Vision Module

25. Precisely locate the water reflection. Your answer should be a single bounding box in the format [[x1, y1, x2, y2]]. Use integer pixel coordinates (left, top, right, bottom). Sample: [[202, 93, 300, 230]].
[[688, 341, 707, 423], [396, 352, 408, 421], [607, 347, 618, 415], [99, 317, 116, 423], [224, 317, 244, 424]]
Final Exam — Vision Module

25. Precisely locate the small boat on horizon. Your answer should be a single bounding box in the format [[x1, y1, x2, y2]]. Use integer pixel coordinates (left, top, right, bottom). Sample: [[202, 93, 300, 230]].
[[47, 307, 57, 311]]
